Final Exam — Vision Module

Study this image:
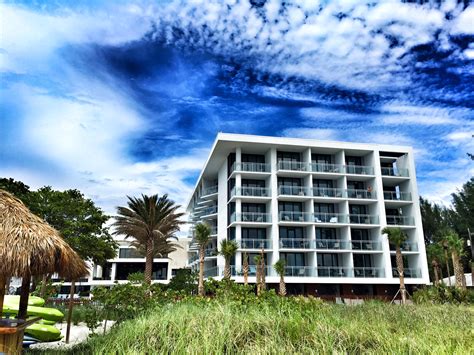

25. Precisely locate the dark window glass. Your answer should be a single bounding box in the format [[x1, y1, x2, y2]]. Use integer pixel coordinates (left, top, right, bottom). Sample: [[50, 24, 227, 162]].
[[349, 204, 367, 214], [115, 262, 168, 280], [279, 227, 305, 239], [242, 203, 266, 213], [311, 154, 332, 164], [351, 229, 369, 240], [345, 156, 363, 166], [242, 179, 265, 188], [278, 177, 302, 187], [119, 248, 143, 258], [314, 203, 335, 213], [353, 254, 373, 267], [347, 180, 364, 190], [278, 202, 303, 212], [242, 154, 265, 163], [277, 151, 301, 162], [315, 228, 336, 240], [228, 227, 236, 240], [242, 228, 267, 239], [317, 253, 339, 267], [313, 179, 334, 188], [281, 253, 306, 266]]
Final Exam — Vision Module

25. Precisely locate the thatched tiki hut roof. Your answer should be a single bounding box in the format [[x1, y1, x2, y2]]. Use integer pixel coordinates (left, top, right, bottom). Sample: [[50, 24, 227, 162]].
[[0, 189, 88, 318]]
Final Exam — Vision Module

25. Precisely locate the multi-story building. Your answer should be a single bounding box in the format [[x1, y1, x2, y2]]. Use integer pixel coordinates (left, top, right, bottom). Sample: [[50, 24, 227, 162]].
[[186, 133, 429, 297]]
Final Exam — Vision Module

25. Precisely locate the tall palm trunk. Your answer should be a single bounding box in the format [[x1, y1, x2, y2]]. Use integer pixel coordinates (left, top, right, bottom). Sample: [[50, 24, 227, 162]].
[[432, 260, 440, 286], [279, 275, 286, 296], [259, 249, 266, 292], [451, 251, 465, 289], [242, 252, 249, 286], [224, 258, 231, 280], [198, 247, 205, 296], [444, 248, 451, 286], [144, 238, 154, 284], [256, 261, 262, 296], [40, 274, 49, 298], [395, 247, 407, 305]]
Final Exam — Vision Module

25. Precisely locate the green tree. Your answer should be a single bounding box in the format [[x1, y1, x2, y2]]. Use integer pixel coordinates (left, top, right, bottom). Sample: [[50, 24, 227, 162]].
[[112, 194, 184, 284], [383, 227, 408, 304], [426, 243, 444, 285], [273, 259, 286, 296], [194, 222, 211, 296], [419, 197, 449, 244], [446, 231, 466, 290], [219, 239, 238, 280], [242, 252, 249, 286]]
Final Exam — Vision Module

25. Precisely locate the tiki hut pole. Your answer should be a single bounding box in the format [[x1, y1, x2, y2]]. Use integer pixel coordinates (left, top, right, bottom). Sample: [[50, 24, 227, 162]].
[[17, 273, 31, 320], [0, 277, 5, 316], [65, 279, 76, 344]]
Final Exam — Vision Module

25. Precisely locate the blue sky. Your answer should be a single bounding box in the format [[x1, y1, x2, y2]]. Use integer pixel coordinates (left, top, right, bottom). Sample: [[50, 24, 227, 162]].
[[1, 0, 473, 213]]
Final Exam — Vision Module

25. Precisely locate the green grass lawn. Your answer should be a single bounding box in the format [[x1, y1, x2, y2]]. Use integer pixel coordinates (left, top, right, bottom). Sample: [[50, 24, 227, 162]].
[[30, 298, 473, 354]]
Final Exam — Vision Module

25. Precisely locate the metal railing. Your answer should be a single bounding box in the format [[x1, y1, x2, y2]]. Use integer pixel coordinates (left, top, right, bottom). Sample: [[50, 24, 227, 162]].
[[317, 267, 351, 277], [279, 211, 311, 222], [381, 167, 409, 177], [344, 165, 374, 175], [202, 185, 218, 196], [200, 205, 218, 216], [240, 239, 272, 249], [231, 212, 271, 223], [231, 162, 271, 173], [346, 189, 376, 199], [188, 254, 199, 264], [205, 248, 217, 257], [231, 186, 271, 197], [310, 163, 344, 173], [392, 268, 421, 278], [279, 238, 314, 249], [278, 185, 310, 196], [231, 265, 274, 277], [312, 187, 345, 198], [315, 239, 351, 250], [349, 214, 379, 224], [383, 191, 412, 201], [204, 267, 219, 278], [353, 267, 385, 278], [350, 240, 382, 251], [284, 266, 317, 277], [277, 161, 309, 171], [390, 241, 418, 252], [314, 212, 349, 224], [386, 215, 415, 226]]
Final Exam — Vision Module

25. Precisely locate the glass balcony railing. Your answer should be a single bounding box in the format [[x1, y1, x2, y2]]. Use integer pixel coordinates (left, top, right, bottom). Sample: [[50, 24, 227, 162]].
[[284, 266, 316, 277], [382, 167, 409, 177], [350, 240, 382, 251], [231, 162, 271, 173], [310, 163, 344, 173], [390, 241, 418, 252], [349, 214, 379, 224], [231, 186, 271, 198], [353, 267, 385, 278], [210, 226, 218, 235], [279, 211, 311, 222], [204, 267, 219, 278], [279, 238, 314, 249], [346, 189, 376, 199], [230, 265, 273, 277], [205, 248, 217, 257], [315, 239, 350, 250], [314, 212, 349, 223], [188, 254, 199, 264], [392, 268, 421, 278], [202, 185, 218, 196], [317, 267, 351, 277], [312, 187, 345, 198], [277, 161, 309, 171], [386, 215, 415, 226], [278, 185, 311, 196], [383, 191, 412, 201], [201, 205, 218, 216], [344, 165, 374, 175], [231, 212, 271, 223], [240, 239, 272, 249]]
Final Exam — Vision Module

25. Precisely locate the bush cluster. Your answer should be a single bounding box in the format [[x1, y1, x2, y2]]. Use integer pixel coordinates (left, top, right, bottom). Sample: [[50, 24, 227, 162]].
[[412, 284, 474, 305]]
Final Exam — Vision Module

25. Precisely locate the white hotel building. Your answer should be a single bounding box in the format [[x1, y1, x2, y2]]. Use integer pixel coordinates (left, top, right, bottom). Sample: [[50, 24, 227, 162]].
[[186, 133, 429, 297]]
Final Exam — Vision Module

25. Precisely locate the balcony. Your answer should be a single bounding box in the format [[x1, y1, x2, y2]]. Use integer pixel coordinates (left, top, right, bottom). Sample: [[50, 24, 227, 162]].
[[278, 185, 311, 196], [279, 211, 311, 222], [279, 238, 314, 249], [350, 240, 382, 251], [205, 248, 217, 257], [231, 186, 271, 198], [310, 163, 344, 174], [349, 214, 379, 224], [317, 267, 351, 277], [284, 266, 316, 277], [346, 189, 376, 199], [353, 267, 385, 278], [392, 268, 421, 278], [240, 238, 272, 249], [230, 265, 273, 277], [383, 191, 412, 201], [382, 167, 409, 177], [314, 212, 349, 224], [204, 267, 219, 278], [386, 215, 415, 226], [231, 212, 271, 223], [188, 254, 199, 264], [201, 185, 218, 196], [312, 187, 345, 198], [200, 205, 218, 216], [390, 241, 418, 252], [315, 239, 350, 250], [231, 162, 271, 173], [344, 165, 374, 175], [277, 161, 309, 171]]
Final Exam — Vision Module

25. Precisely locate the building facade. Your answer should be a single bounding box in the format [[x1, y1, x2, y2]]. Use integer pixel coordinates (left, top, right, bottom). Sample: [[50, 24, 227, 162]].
[[186, 133, 429, 297]]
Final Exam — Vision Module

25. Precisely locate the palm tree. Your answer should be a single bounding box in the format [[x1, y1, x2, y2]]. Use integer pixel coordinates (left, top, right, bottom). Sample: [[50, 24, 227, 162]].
[[274, 259, 286, 296], [219, 239, 238, 280], [441, 238, 452, 286], [254, 254, 263, 296], [383, 227, 408, 304], [194, 222, 211, 296], [426, 243, 444, 286], [113, 194, 184, 284], [242, 251, 249, 286], [446, 231, 466, 290]]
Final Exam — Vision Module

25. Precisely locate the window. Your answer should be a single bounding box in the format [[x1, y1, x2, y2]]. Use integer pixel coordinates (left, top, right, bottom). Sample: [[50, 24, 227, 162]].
[[313, 179, 334, 188], [280, 227, 305, 239], [242, 228, 266, 240], [349, 204, 367, 215], [347, 180, 364, 190], [351, 229, 369, 240], [277, 151, 301, 162], [312, 154, 332, 164], [242, 203, 266, 213], [281, 253, 306, 266], [345, 156, 363, 166], [314, 203, 335, 213], [278, 177, 302, 187], [315, 228, 336, 240], [353, 254, 373, 268], [278, 202, 303, 212], [248, 253, 267, 266], [242, 179, 265, 188], [317, 253, 339, 267], [242, 154, 265, 163], [119, 248, 143, 259], [228, 227, 236, 240]]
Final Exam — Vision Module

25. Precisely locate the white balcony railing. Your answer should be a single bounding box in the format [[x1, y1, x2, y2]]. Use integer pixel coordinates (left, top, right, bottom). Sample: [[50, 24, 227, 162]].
[[231, 162, 271, 173], [383, 191, 412, 201], [386, 215, 415, 226], [231, 186, 271, 198], [231, 212, 271, 223], [382, 167, 409, 177], [240, 239, 272, 249]]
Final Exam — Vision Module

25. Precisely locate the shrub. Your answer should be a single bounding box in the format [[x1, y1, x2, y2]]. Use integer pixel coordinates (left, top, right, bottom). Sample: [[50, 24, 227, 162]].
[[413, 284, 474, 304]]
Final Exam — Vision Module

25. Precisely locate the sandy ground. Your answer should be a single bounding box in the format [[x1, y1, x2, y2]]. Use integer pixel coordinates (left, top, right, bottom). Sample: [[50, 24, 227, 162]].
[[29, 320, 115, 350]]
